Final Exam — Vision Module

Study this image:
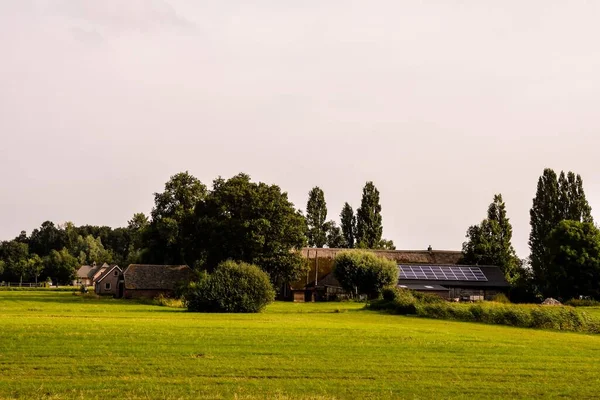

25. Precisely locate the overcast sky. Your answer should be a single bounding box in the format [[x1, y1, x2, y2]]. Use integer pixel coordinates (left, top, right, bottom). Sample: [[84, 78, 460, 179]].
[[2, 1, 600, 258]]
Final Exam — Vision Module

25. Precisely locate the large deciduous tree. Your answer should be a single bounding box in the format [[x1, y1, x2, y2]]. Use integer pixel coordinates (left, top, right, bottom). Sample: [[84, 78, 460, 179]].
[[340, 203, 356, 248], [529, 168, 593, 295], [143, 172, 207, 265], [195, 173, 308, 285], [356, 182, 384, 249], [332, 250, 398, 299], [306, 187, 328, 248], [462, 194, 520, 284], [44, 248, 79, 285], [546, 220, 600, 300], [325, 221, 345, 248]]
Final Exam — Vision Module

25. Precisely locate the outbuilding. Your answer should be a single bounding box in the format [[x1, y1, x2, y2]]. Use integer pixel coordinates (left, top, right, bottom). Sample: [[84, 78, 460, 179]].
[[121, 264, 195, 299]]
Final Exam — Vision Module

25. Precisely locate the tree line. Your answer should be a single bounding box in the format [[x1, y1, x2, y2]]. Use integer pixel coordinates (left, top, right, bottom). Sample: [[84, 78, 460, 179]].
[[1, 168, 599, 302]]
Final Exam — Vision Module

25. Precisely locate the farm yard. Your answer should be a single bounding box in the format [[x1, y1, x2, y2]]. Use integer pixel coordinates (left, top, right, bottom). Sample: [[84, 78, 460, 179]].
[[1, 291, 600, 399]]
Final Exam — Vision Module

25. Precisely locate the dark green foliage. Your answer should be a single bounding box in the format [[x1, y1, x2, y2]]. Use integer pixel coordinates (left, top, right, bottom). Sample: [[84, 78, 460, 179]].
[[194, 173, 308, 284], [340, 203, 356, 248], [306, 187, 328, 248], [355, 182, 383, 249], [186, 261, 275, 313], [29, 222, 66, 257], [142, 171, 207, 265], [325, 221, 344, 248], [492, 293, 511, 303], [44, 248, 79, 285], [546, 220, 600, 300], [332, 250, 398, 298], [529, 168, 593, 296], [462, 194, 520, 284]]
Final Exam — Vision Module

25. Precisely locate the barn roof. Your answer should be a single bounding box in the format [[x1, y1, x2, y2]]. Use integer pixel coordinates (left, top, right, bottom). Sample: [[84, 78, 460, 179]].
[[397, 265, 509, 288], [300, 248, 463, 264], [123, 264, 195, 290]]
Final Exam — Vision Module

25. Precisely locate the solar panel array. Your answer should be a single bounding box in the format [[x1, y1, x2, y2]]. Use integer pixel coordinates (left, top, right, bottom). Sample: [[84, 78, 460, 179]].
[[398, 265, 488, 281]]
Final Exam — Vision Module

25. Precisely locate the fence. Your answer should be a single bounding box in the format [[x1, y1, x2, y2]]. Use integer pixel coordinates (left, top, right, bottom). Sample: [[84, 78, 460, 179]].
[[0, 282, 48, 288]]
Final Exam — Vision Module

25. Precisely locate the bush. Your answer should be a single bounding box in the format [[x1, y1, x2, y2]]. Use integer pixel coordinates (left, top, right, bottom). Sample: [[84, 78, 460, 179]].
[[565, 299, 600, 307], [186, 261, 275, 313], [491, 293, 511, 303], [333, 250, 398, 299]]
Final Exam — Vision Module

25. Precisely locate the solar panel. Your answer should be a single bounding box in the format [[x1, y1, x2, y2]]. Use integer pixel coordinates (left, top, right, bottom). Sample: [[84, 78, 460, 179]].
[[398, 265, 488, 281]]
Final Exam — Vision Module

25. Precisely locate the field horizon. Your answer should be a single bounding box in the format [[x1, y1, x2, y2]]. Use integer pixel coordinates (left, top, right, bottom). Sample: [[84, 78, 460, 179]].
[[1, 291, 600, 399]]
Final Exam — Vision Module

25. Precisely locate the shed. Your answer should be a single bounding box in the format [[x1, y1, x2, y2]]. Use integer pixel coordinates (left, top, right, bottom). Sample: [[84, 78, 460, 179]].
[[122, 264, 195, 299]]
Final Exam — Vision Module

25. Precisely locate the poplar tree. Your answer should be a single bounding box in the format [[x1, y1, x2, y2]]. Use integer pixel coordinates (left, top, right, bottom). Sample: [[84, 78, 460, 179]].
[[356, 182, 383, 249], [306, 187, 328, 248], [340, 203, 356, 248]]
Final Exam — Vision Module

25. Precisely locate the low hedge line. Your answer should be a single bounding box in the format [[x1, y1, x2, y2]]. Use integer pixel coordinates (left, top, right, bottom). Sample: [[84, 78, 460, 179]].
[[0, 287, 78, 292], [564, 299, 600, 307], [369, 289, 600, 334]]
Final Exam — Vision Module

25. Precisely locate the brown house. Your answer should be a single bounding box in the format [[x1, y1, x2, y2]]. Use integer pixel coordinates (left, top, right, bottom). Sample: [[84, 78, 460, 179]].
[[121, 264, 195, 299], [94, 265, 122, 297], [75, 262, 112, 287]]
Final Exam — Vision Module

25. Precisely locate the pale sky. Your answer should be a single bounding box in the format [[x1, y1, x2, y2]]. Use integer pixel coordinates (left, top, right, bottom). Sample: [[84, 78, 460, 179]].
[[2, 1, 600, 258]]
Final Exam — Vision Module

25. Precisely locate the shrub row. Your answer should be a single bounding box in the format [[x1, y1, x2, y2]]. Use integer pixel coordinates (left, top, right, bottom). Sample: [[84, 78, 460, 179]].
[[565, 299, 600, 307], [369, 289, 600, 334]]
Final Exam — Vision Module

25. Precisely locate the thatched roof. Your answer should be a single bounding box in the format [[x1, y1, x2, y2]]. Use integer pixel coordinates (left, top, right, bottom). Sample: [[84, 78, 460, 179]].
[[299, 248, 463, 264], [123, 264, 195, 290]]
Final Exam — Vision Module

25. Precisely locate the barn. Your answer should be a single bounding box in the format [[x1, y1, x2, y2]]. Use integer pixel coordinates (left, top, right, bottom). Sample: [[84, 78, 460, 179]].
[[397, 264, 509, 300], [121, 264, 195, 299]]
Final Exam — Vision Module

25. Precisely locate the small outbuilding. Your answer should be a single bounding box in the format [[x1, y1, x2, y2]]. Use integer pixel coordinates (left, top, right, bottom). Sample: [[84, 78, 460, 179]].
[[121, 264, 195, 299], [94, 265, 122, 297]]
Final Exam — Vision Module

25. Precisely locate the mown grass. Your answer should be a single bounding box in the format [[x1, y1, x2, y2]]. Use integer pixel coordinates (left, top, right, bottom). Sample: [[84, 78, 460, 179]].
[[1, 292, 600, 399]]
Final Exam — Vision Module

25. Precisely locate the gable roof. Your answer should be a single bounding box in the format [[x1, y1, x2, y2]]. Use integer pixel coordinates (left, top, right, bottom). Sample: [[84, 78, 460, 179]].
[[300, 248, 463, 265], [76, 263, 109, 280], [96, 265, 122, 284], [123, 264, 195, 290]]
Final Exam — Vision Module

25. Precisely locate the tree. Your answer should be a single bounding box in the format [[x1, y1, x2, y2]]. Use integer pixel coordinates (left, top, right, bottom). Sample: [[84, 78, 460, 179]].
[[332, 250, 398, 299], [340, 203, 356, 248], [73, 235, 113, 265], [306, 187, 328, 248], [27, 254, 44, 284], [0, 241, 29, 284], [194, 173, 308, 284], [546, 220, 600, 300], [325, 221, 345, 248], [462, 194, 520, 283], [529, 168, 593, 295], [0, 260, 4, 277], [44, 248, 79, 285], [356, 182, 383, 249], [143, 172, 207, 265], [379, 239, 396, 250], [29, 221, 66, 257]]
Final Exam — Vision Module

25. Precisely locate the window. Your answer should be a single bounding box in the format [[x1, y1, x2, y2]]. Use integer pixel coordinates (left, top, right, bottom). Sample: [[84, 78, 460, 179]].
[[114, 270, 118, 276], [105, 282, 111, 290]]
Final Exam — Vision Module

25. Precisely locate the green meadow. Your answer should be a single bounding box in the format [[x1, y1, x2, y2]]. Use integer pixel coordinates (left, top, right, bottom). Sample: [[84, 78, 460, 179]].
[[1, 292, 600, 399]]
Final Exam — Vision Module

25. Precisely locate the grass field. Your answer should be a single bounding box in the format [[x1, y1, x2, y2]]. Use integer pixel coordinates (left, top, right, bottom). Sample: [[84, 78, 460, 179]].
[[1, 292, 600, 399]]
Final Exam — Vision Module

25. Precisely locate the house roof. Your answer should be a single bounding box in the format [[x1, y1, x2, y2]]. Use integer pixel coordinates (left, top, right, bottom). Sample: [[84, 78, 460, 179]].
[[398, 284, 448, 291], [300, 248, 463, 264], [397, 265, 509, 288], [123, 264, 195, 290], [96, 265, 122, 284], [76, 263, 109, 280]]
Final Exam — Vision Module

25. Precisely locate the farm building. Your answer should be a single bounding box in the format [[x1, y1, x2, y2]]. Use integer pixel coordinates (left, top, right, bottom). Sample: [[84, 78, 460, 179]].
[[121, 264, 195, 299], [93, 265, 122, 297], [75, 262, 114, 287], [397, 264, 509, 300], [287, 248, 508, 301]]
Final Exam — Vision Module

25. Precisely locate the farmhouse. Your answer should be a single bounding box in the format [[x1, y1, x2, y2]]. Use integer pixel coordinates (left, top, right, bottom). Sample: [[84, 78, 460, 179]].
[[121, 264, 195, 299], [289, 248, 508, 301], [75, 262, 112, 287], [93, 265, 122, 297]]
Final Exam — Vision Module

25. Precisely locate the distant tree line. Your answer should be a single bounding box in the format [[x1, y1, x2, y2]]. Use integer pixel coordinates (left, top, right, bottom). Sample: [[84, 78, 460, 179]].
[[2, 168, 600, 303]]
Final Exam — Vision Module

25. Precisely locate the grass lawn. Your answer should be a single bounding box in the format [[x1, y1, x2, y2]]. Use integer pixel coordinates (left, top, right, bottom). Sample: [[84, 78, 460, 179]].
[[1, 292, 600, 399]]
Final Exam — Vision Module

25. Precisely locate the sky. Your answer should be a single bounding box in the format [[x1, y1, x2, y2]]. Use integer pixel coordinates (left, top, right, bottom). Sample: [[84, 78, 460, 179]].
[[1, 0, 600, 258]]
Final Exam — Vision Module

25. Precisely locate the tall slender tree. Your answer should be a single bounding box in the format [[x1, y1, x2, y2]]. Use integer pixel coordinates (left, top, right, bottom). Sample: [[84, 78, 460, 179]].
[[462, 194, 520, 283], [306, 187, 328, 248], [529, 168, 593, 295], [340, 203, 356, 248], [355, 182, 383, 249]]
